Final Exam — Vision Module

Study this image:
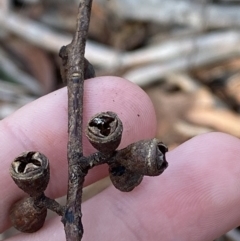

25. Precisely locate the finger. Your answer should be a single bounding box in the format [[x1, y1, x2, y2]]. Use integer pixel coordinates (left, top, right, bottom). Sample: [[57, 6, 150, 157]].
[[84, 132, 240, 241], [0, 76, 157, 232], [5, 132, 240, 241]]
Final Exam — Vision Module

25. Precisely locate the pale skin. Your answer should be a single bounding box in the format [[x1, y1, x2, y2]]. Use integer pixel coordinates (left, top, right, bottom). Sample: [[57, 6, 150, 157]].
[[1, 76, 240, 241]]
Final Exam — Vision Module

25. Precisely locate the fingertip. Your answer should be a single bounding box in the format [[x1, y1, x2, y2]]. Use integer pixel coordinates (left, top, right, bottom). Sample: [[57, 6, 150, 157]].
[[168, 132, 240, 165], [163, 132, 240, 240], [0, 76, 157, 233]]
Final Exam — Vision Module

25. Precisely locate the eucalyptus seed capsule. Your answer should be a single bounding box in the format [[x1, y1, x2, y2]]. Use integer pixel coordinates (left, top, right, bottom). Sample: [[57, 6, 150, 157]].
[[10, 197, 47, 233], [10, 151, 50, 196], [86, 112, 123, 154], [114, 139, 168, 176], [109, 139, 168, 192]]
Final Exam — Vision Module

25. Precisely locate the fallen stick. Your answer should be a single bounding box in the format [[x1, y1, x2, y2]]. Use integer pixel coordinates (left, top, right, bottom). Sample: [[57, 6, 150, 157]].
[[96, 0, 240, 29], [2, 12, 240, 69], [121, 30, 240, 67], [124, 40, 240, 85], [0, 12, 121, 69], [186, 107, 240, 137]]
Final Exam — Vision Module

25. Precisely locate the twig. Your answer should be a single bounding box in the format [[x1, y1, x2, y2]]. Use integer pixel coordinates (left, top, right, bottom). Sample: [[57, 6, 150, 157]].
[[33, 194, 64, 216], [59, 1, 93, 240]]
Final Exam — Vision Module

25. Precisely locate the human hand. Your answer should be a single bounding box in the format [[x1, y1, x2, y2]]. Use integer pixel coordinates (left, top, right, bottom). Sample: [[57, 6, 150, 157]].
[[1, 77, 240, 241]]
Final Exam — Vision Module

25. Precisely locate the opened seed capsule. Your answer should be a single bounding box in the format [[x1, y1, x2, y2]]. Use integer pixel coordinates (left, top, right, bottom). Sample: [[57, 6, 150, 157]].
[[86, 112, 123, 154], [109, 139, 168, 192], [114, 139, 168, 176], [10, 151, 50, 196]]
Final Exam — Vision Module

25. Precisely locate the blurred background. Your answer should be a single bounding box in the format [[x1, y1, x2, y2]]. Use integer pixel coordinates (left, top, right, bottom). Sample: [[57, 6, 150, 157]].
[[1, 0, 240, 240]]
